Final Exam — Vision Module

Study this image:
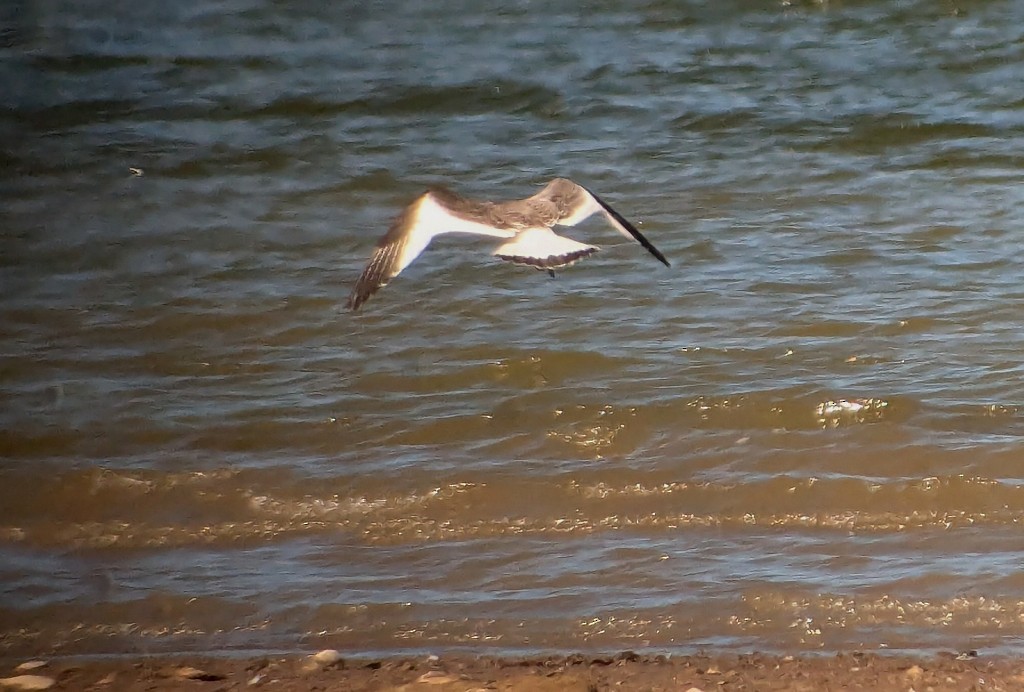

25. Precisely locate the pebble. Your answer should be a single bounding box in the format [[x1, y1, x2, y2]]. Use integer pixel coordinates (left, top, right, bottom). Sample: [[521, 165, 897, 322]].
[[13, 664, 45, 673], [415, 671, 459, 685], [312, 649, 343, 666], [174, 666, 223, 681], [0, 676, 55, 691]]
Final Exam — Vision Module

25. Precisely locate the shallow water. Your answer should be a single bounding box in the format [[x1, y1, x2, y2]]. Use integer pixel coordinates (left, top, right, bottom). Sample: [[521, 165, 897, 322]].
[[5, 0, 1024, 659]]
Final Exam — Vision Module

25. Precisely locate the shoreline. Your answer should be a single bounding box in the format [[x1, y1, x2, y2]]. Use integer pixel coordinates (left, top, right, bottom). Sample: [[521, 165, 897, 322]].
[[4, 650, 1021, 691]]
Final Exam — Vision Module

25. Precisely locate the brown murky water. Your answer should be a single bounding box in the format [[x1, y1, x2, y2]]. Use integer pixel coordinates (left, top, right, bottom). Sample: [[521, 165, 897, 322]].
[[5, 0, 1024, 660]]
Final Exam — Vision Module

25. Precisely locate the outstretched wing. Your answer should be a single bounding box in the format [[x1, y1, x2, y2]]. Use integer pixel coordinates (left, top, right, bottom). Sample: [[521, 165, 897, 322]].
[[348, 179, 670, 311], [528, 178, 671, 268], [347, 190, 516, 311]]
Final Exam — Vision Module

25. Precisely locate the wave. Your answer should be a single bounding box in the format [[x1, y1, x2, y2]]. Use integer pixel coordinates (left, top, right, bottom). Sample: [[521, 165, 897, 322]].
[[4, 465, 1024, 550]]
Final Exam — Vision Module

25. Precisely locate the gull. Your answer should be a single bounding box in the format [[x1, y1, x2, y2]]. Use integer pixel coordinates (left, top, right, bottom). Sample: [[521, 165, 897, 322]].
[[347, 179, 674, 311], [346, 177, 670, 311]]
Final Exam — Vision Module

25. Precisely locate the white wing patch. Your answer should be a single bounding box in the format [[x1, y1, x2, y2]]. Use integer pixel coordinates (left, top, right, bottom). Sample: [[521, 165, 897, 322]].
[[394, 194, 518, 276], [417, 194, 517, 239], [599, 208, 641, 242], [555, 192, 602, 227]]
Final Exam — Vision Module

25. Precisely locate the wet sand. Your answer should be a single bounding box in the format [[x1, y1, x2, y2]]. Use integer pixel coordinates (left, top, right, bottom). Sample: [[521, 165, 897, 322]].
[[5, 651, 1023, 691]]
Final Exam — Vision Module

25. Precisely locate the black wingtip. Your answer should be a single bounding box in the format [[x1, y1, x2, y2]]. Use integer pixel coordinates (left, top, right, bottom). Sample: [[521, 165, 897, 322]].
[[346, 278, 370, 312], [581, 185, 671, 268], [346, 292, 364, 312], [347, 272, 389, 312]]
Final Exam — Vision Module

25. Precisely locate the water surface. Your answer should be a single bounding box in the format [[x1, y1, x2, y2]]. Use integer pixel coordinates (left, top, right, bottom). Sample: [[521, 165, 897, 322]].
[[5, 0, 1024, 659]]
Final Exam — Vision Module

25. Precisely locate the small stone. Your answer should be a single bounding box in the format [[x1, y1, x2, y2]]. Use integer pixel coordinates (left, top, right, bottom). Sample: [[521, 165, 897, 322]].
[[904, 664, 924, 681], [174, 666, 223, 681], [684, 688, 706, 692], [298, 659, 320, 674], [0, 676, 55, 690], [13, 664, 45, 673], [174, 667, 204, 679], [93, 673, 117, 686], [311, 649, 343, 667], [415, 671, 459, 685]]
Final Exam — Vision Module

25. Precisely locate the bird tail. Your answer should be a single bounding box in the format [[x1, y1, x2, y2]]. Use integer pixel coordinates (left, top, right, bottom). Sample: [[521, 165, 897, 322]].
[[493, 228, 598, 270]]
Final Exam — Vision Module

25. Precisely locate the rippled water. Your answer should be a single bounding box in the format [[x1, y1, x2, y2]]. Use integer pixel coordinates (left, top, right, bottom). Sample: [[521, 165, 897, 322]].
[[5, 0, 1024, 660]]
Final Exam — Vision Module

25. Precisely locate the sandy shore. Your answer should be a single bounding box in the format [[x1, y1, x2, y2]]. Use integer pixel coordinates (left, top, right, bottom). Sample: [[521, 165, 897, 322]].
[[3, 650, 1022, 691]]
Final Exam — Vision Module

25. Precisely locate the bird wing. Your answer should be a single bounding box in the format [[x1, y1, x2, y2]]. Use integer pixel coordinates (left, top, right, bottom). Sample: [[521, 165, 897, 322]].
[[348, 180, 670, 311], [347, 190, 515, 311], [528, 178, 671, 268]]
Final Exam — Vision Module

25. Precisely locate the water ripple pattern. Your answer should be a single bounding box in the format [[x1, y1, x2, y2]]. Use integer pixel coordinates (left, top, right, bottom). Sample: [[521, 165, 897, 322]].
[[5, 0, 1024, 659]]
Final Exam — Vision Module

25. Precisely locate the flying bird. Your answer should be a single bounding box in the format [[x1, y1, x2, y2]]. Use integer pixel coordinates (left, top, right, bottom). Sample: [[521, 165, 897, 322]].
[[346, 178, 670, 311]]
